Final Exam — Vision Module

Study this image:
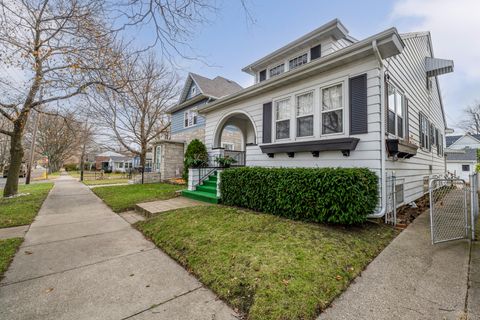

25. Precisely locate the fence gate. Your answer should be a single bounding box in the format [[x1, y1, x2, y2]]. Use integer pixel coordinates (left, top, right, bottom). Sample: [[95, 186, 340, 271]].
[[429, 174, 479, 244]]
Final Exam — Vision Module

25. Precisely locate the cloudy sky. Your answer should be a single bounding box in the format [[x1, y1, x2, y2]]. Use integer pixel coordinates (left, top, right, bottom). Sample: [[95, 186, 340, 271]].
[[176, 0, 480, 132]]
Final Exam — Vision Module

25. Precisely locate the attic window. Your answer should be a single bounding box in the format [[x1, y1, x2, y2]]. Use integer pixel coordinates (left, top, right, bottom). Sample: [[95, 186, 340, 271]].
[[289, 53, 308, 70], [269, 64, 284, 78], [259, 69, 267, 82], [190, 84, 196, 96]]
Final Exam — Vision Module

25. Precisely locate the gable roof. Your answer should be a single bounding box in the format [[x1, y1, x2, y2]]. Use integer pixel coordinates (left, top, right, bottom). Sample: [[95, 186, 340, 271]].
[[177, 73, 242, 104], [445, 147, 477, 161], [446, 133, 480, 147]]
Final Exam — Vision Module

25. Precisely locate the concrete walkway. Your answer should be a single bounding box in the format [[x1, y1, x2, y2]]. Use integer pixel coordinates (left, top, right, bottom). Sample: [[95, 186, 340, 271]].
[[135, 197, 208, 218], [318, 211, 472, 320], [0, 175, 238, 320], [0, 225, 29, 239]]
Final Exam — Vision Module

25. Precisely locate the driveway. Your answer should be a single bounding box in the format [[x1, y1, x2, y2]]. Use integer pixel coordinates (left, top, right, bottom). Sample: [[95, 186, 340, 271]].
[[0, 175, 237, 320]]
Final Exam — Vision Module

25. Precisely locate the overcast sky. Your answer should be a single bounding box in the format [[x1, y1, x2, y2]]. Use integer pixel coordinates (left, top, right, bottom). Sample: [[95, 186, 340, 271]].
[[170, 0, 480, 132]]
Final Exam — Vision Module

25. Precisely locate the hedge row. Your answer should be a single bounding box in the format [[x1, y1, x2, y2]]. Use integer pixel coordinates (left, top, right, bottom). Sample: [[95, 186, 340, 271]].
[[220, 167, 378, 225]]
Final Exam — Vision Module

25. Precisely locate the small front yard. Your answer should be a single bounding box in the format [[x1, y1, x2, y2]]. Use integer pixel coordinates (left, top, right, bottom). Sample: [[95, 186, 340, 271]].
[[0, 183, 54, 228], [0, 238, 22, 279], [136, 205, 397, 320], [92, 183, 183, 212]]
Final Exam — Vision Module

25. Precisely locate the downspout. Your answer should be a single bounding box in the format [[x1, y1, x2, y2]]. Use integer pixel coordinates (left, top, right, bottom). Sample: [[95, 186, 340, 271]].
[[367, 40, 388, 218]]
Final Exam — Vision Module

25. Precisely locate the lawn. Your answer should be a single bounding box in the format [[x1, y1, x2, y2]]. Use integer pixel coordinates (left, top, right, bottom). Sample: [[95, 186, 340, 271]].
[[69, 171, 130, 186], [136, 206, 397, 320], [92, 183, 183, 212], [0, 183, 54, 228], [83, 178, 130, 186], [0, 238, 22, 279]]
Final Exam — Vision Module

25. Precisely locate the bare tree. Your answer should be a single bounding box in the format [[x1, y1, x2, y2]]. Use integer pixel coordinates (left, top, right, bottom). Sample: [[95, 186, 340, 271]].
[[459, 101, 480, 135], [27, 113, 82, 173], [89, 54, 178, 182], [0, 117, 10, 171], [0, 0, 120, 196]]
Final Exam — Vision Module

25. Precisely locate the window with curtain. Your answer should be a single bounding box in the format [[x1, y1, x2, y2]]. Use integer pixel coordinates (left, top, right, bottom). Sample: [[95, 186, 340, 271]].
[[322, 84, 343, 134], [275, 98, 291, 139], [296, 92, 314, 137]]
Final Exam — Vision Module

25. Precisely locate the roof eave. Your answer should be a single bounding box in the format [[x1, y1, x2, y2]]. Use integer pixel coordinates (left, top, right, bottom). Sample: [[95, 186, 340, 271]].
[[201, 28, 403, 114], [167, 93, 215, 114]]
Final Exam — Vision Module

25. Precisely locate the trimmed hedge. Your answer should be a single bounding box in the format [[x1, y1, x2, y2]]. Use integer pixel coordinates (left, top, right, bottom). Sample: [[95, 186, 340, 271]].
[[220, 167, 378, 225]]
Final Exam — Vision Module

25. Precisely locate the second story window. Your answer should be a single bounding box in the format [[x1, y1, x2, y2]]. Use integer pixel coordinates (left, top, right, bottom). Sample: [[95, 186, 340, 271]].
[[269, 64, 285, 78], [275, 98, 291, 140], [289, 53, 308, 70], [387, 83, 405, 138], [184, 109, 198, 128]]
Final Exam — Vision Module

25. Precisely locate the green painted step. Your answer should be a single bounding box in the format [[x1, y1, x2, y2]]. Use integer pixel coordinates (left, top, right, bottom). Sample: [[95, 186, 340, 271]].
[[203, 180, 217, 187], [196, 185, 217, 193], [182, 189, 219, 204]]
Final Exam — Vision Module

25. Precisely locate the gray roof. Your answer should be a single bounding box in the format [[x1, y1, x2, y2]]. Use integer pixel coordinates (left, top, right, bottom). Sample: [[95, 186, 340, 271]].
[[445, 148, 477, 161], [190, 73, 243, 99], [446, 134, 480, 147]]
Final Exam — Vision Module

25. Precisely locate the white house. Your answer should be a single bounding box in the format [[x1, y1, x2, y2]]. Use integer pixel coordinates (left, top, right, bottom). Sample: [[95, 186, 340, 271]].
[[183, 19, 453, 217], [95, 151, 133, 173], [445, 133, 480, 180]]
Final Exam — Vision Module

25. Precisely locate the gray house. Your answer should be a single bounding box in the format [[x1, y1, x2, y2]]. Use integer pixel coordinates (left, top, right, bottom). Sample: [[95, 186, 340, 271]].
[[151, 73, 244, 180]]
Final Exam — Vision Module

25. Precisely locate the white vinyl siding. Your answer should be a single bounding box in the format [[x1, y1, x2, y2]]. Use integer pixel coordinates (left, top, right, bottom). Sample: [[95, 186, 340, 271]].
[[385, 34, 446, 204]]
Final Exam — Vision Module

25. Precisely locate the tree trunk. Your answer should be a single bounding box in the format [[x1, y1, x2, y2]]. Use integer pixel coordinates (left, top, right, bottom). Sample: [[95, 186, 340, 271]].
[[3, 131, 24, 197], [140, 149, 146, 184]]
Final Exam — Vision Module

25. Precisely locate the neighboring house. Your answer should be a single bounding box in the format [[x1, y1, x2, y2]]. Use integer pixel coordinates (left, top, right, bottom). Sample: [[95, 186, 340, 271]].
[[155, 73, 244, 180], [184, 19, 453, 211], [445, 133, 480, 180], [168, 73, 244, 148], [95, 151, 133, 173], [132, 151, 153, 172]]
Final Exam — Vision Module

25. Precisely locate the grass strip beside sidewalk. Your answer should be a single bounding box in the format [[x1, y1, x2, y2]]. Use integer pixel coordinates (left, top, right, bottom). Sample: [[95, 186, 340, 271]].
[[0, 183, 54, 228], [0, 238, 23, 279]]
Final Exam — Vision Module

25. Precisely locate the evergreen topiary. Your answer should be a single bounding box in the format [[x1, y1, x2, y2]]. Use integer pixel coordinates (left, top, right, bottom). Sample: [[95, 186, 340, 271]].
[[183, 139, 209, 181]]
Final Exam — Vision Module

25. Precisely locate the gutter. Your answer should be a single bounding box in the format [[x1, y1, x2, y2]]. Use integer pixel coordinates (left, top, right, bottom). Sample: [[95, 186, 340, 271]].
[[367, 40, 388, 219]]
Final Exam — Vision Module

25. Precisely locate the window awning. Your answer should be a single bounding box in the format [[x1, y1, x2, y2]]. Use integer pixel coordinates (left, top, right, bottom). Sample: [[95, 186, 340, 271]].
[[425, 57, 454, 77]]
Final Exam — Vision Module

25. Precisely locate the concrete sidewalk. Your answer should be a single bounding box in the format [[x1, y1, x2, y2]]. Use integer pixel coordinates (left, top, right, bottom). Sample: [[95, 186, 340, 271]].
[[318, 212, 472, 320], [0, 175, 238, 320]]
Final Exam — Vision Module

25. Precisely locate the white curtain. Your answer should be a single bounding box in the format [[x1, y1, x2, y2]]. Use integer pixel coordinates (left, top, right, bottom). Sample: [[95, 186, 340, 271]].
[[322, 84, 343, 111], [296, 92, 313, 116]]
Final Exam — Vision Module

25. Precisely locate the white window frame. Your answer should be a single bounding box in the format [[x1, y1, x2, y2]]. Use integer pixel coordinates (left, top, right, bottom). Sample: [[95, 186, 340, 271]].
[[184, 109, 198, 128], [222, 142, 234, 150], [386, 82, 405, 139], [320, 81, 345, 136], [295, 90, 315, 138], [269, 63, 285, 78], [289, 52, 309, 71], [419, 112, 430, 151], [274, 97, 292, 141]]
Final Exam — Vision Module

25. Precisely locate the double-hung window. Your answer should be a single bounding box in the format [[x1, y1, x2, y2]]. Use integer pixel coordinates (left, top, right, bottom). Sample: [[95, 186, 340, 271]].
[[275, 98, 291, 140], [289, 53, 308, 70], [296, 92, 314, 137], [184, 109, 198, 128], [321, 84, 343, 134], [269, 64, 284, 78], [419, 112, 430, 150], [387, 84, 405, 138]]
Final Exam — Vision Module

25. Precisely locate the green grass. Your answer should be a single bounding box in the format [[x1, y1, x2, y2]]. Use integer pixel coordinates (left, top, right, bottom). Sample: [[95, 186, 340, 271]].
[[92, 183, 183, 212], [0, 183, 54, 228], [0, 238, 22, 279], [136, 206, 397, 320], [83, 178, 130, 186]]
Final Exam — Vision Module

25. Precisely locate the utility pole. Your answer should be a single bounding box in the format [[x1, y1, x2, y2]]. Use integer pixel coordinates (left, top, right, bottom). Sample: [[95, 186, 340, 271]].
[[26, 111, 40, 184]]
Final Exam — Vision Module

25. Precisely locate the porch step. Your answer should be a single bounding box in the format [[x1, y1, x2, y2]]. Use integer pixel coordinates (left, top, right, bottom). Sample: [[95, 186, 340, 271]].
[[181, 190, 219, 204], [196, 185, 217, 193], [202, 180, 217, 187]]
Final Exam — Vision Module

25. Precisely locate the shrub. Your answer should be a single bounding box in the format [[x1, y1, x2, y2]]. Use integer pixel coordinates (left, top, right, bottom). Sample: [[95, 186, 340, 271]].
[[220, 167, 378, 225], [183, 139, 209, 180]]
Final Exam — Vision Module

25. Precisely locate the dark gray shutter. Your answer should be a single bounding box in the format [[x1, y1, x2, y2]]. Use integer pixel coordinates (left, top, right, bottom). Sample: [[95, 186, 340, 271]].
[[262, 102, 272, 143], [349, 74, 368, 135], [404, 98, 409, 140], [310, 45, 321, 60], [259, 70, 266, 82]]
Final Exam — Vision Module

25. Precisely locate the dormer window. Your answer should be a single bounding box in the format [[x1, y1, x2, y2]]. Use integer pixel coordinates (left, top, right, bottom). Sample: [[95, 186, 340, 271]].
[[190, 84, 197, 96], [269, 64, 285, 78], [259, 69, 267, 82], [289, 53, 308, 70]]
